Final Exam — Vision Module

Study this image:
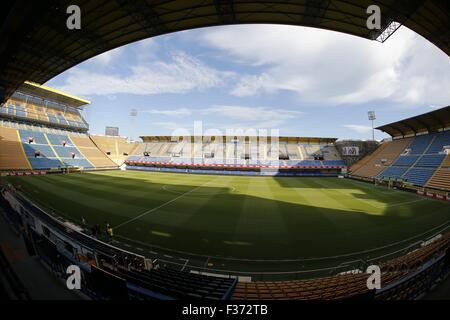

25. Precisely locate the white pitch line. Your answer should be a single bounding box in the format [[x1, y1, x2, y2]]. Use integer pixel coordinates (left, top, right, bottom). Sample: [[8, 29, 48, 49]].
[[371, 198, 427, 209], [114, 178, 215, 229], [181, 259, 189, 271]]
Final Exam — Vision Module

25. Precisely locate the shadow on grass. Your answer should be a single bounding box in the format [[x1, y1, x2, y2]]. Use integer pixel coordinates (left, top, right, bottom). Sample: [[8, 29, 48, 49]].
[[4, 171, 450, 261]]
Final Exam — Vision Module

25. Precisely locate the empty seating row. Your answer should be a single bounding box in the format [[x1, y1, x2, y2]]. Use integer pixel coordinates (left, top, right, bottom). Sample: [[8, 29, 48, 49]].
[[415, 154, 445, 167], [350, 138, 412, 177], [232, 233, 449, 300], [352, 130, 450, 188], [111, 266, 235, 300], [407, 134, 434, 154], [126, 156, 346, 168], [17, 129, 94, 170], [402, 168, 435, 186], [69, 135, 118, 168], [1, 103, 87, 130], [378, 166, 408, 180], [427, 131, 450, 154], [0, 126, 31, 170], [393, 155, 419, 166], [90, 135, 138, 165], [425, 167, 450, 190], [129, 140, 343, 162]]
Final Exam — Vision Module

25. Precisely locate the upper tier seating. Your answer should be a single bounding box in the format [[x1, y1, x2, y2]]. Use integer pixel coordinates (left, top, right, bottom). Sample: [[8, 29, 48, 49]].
[[127, 156, 346, 168], [407, 134, 434, 154], [427, 130, 450, 154], [2, 97, 88, 131]]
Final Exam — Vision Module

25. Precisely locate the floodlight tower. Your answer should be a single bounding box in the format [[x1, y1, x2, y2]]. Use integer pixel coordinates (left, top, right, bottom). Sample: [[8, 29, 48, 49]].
[[130, 109, 138, 142], [368, 111, 376, 141]]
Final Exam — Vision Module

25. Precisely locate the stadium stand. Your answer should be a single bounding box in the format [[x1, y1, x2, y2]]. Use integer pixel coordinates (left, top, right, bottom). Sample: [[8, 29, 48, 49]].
[[3, 84, 89, 132], [70, 135, 117, 168], [376, 132, 448, 186], [0, 126, 31, 170], [90, 135, 138, 165], [351, 106, 450, 190], [17, 129, 94, 170], [1, 182, 448, 301], [232, 233, 449, 300], [125, 136, 346, 173], [110, 266, 236, 300], [425, 155, 450, 191], [0, 82, 122, 172], [350, 138, 412, 177]]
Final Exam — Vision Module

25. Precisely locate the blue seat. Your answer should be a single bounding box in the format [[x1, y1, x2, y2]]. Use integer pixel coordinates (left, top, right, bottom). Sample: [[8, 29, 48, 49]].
[[393, 155, 419, 166], [427, 131, 450, 154], [46, 133, 73, 146], [28, 157, 62, 169], [407, 134, 434, 154], [403, 168, 435, 186], [19, 130, 48, 144], [23, 144, 56, 158], [296, 160, 322, 166], [323, 160, 346, 166], [53, 146, 82, 158], [62, 158, 93, 168], [415, 154, 445, 168], [378, 166, 408, 179]]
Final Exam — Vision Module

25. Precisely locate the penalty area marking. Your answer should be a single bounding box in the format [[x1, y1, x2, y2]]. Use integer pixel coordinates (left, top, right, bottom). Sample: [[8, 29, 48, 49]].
[[114, 178, 218, 230], [162, 184, 235, 196]]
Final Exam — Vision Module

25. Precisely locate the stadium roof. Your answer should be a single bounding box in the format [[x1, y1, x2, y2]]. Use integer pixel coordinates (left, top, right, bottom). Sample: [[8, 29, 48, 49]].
[[16, 81, 91, 108], [376, 106, 450, 138], [1, 0, 449, 103]]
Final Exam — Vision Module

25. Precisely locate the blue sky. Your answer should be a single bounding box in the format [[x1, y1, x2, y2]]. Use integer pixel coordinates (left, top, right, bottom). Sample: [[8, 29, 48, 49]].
[[47, 24, 450, 141]]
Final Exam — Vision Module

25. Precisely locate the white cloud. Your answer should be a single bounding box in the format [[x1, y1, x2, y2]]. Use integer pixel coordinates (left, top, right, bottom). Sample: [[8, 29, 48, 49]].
[[91, 46, 123, 65], [55, 52, 230, 96], [142, 108, 192, 116], [200, 25, 450, 107], [152, 121, 184, 131], [343, 124, 373, 134], [203, 105, 304, 128]]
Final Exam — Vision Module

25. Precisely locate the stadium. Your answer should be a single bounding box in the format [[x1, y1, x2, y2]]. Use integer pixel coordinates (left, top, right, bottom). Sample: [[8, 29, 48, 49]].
[[0, 0, 449, 303]]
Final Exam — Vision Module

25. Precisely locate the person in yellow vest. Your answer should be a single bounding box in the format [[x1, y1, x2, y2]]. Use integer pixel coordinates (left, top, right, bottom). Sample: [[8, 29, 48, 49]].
[[107, 227, 114, 241]]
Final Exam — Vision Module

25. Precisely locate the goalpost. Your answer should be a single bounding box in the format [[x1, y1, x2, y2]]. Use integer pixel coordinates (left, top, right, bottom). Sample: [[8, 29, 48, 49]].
[[388, 178, 393, 190]]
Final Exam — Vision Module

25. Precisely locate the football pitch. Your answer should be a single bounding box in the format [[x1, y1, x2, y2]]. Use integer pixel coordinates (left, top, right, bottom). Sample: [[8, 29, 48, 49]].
[[4, 170, 450, 276]]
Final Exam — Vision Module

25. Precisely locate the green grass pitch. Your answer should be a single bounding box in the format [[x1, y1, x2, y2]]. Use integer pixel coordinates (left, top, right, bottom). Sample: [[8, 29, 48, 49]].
[[4, 170, 450, 274]]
